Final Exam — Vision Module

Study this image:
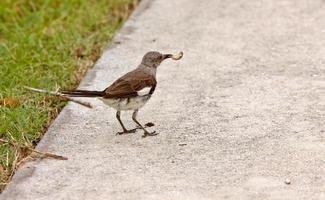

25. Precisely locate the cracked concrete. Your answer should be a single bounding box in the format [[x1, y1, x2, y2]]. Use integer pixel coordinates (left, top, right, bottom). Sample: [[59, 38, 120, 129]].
[[2, 0, 325, 199]]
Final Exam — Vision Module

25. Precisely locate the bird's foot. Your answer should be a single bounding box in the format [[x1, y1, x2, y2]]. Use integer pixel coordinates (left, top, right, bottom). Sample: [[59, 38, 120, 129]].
[[116, 129, 137, 135], [136, 122, 155, 129], [142, 131, 158, 138]]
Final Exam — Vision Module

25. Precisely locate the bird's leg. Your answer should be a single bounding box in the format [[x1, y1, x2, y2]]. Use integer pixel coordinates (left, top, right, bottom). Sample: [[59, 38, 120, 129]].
[[132, 110, 158, 138], [116, 111, 136, 135]]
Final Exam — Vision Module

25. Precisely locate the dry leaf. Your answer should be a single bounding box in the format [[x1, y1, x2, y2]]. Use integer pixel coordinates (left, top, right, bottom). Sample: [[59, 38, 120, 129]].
[[0, 164, 4, 173], [72, 46, 86, 58], [0, 97, 19, 108]]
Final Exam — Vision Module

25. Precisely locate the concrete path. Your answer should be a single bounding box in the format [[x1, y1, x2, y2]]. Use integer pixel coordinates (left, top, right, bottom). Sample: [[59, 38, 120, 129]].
[[2, 0, 325, 199]]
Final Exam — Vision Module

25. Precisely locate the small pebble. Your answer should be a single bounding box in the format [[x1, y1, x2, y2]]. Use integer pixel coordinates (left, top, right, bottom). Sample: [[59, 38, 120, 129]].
[[284, 178, 291, 185], [145, 122, 154, 127]]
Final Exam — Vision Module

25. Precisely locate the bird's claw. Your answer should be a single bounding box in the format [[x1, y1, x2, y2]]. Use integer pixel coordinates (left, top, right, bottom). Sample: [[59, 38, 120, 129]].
[[142, 131, 158, 138], [116, 129, 137, 135]]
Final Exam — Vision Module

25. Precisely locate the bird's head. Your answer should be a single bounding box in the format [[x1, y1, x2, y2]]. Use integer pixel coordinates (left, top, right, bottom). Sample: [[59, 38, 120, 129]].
[[141, 51, 183, 68]]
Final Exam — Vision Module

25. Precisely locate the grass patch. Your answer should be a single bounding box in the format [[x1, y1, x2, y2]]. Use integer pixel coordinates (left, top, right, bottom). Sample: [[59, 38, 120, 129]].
[[0, 0, 137, 191]]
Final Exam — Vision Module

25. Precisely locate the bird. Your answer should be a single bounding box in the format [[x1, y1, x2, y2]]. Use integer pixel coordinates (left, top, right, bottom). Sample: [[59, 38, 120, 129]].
[[60, 51, 183, 137]]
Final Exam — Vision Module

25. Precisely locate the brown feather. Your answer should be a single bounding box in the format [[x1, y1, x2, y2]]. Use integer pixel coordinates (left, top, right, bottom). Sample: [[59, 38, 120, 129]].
[[103, 69, 156, 98], [60, 89, 105, 97]]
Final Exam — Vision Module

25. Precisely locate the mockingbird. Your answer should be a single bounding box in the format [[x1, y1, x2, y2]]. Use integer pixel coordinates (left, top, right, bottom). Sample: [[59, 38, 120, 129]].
[[61, 51, 183, 137]]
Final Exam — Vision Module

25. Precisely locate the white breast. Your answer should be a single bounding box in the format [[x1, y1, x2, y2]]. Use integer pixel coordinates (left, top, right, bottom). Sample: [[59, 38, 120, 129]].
[[137, 87, 151, 96], [99, 95, 151, 111]]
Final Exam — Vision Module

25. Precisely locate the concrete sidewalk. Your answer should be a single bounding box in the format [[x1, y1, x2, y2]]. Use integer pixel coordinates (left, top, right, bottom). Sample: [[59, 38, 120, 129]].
[[2, 0, 325, 199]]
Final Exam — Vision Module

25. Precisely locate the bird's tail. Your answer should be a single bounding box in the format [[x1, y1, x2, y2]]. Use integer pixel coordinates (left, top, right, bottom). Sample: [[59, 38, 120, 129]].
[[60, 89, 105, 97]]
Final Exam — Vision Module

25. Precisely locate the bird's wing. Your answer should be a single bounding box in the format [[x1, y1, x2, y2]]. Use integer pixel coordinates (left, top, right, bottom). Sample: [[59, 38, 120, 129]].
[[103, 70, 156, 98]]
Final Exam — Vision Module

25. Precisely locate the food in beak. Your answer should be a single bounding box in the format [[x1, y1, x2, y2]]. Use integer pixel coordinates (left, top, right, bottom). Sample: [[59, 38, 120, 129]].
[[171, 51, 183, 60]]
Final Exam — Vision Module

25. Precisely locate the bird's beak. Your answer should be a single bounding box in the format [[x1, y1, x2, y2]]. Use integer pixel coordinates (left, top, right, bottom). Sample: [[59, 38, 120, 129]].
[[163, 52, 183, 60], [162, 54, 173, 60]]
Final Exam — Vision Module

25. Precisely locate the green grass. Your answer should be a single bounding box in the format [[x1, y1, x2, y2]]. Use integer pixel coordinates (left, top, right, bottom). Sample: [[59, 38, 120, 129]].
[[0, 0, 137, 190]]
